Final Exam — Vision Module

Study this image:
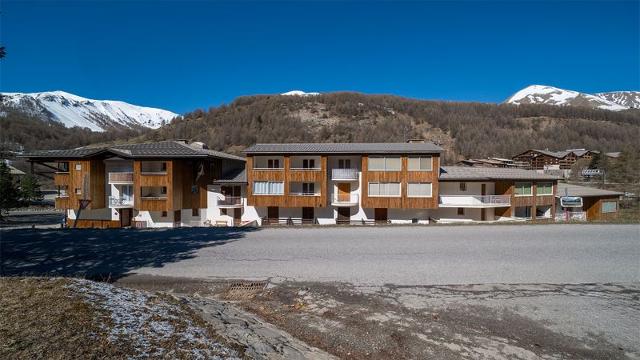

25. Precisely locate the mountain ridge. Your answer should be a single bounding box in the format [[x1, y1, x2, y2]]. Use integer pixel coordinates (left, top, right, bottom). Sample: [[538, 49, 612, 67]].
[[0, 91, 177, 132], [505, 85, 640, 111]]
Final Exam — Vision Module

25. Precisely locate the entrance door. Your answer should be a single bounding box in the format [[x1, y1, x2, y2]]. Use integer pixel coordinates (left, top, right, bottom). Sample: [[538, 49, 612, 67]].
[[267, 206, 279, 224], [374, 208, 388, 224], [337, 207, 351, 224], [120, 208, 132, 227], [337, 183, 351, 202], [302, 207, 314, 224], [233, 208, 242, 226]]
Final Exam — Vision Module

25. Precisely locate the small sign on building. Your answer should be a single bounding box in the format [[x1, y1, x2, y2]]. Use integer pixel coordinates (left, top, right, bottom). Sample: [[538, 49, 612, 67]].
[[560, 196, 583, 208]]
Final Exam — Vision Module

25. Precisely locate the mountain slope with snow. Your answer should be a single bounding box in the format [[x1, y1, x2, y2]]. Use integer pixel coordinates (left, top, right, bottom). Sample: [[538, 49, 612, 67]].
[[595, 91, 640, 109], [0, 91, 178, 132], [281, 90, 320, 96], [504, 85, 633, 111]]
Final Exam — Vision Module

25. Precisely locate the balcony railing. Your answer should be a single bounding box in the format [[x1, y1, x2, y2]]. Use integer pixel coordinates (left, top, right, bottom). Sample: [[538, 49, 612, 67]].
[[332, 193, 359, 205], [108, 172, 133, 183], [439, 195, 511, 207], [331, 168, 358, 180], [108, 196, 134, 208], [290, 192, 321, 196], [218, 196, 243, 206]]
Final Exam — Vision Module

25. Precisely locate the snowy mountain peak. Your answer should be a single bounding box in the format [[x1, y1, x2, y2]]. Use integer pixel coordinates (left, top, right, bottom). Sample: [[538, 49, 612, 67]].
[[281, 90, 320, 96], [505, 85, 635, 111], [1, 91, 178, 132]]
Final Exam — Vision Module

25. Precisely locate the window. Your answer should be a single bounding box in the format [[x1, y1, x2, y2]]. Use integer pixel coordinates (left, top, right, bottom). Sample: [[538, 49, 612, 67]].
[[407, 183, 432, 197], [302, 159, 316, 169], [302, 182, 315, 194], [161, 211, 168, 217], [58, 162, 69, 172], [536, 205, 552, 218], [267, 159, 281, 169], [536, 182, 553, 196], [338, 159, 351, 169], [160, 186, 167, 194], [459, 182, 467, 191], [368, 182, 401, 197], [515, 182, 533, 196], [253, 181, 284, 195], [457, 208, 464, 215], [75, 188, 82, 195], [192, 208, 199, 216], [368, 156, 401, 171], [161, 162, 167, 171], [75, 163, 82, 171], [408, 156, 432, 171], [602, 201, 617, 213]]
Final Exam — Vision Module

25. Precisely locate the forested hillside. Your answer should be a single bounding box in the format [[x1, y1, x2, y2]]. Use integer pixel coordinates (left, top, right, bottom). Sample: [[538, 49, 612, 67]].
[[0, 108, 145, 153], [147, 93, 640, 163]]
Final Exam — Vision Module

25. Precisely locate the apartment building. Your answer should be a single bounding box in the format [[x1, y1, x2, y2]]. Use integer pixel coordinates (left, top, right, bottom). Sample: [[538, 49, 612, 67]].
[[243, 143, 442, 225], [23, 141, 244, 228], [23, 140, 573, 228]]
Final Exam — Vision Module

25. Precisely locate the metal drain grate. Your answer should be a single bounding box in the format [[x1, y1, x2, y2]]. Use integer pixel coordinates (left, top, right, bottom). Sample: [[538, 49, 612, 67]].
[[223, 280, 268, 299]]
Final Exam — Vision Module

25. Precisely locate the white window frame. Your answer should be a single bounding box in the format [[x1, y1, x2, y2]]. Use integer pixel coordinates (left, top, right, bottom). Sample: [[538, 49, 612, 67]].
[[601, 201, 617, 213], [407, 182, 433, 198], [514, 182, 533, 197], [368, 182, 401, 197], [536, 182, 553, 196], [253, 181, 284, 195], [407, 156, 433, 171], [368, 156, 401, 171]]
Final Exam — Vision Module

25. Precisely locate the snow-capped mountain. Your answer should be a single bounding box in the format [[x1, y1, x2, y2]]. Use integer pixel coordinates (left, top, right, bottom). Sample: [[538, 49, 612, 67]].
[[281, 90, 320, 96], [0, 91, 178, 132], [595, 91, 640, 109], [505, 85, 639, 111]]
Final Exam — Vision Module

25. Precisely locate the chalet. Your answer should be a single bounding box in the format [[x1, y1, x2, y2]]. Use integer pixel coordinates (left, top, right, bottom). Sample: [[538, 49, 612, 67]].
[[21, 140, 620, 227], [512, 149, 596, 170], [22, 141, 244, 228]]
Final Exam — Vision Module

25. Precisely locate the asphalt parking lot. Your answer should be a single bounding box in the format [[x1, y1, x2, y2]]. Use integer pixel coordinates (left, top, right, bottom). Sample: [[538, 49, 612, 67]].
[[132, 224, 640, 286]]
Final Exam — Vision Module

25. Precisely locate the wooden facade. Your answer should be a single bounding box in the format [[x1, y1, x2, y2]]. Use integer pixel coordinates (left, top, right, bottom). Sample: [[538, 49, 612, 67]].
[[513, 150, 594, 170], [494, 180, 557, 220], [361, 155, 440, 209], [53, 159, 105, 211], [246, 155, 328, 208], [583, 196, 619, 221]]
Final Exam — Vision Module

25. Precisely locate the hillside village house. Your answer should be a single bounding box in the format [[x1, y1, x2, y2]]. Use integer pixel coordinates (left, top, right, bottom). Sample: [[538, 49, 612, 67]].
[[21, 140, 619, 228], [512, 149, 596, 171]]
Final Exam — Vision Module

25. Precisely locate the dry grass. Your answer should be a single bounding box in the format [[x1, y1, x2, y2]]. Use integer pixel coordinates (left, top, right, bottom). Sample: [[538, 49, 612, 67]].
[[0, 277, 126, 359], [0, 277, 241, 360]]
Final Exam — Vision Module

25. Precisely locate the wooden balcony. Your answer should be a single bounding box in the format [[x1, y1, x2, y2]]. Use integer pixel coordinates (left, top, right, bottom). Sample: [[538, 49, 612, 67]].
[[108, 172, 134, 184]]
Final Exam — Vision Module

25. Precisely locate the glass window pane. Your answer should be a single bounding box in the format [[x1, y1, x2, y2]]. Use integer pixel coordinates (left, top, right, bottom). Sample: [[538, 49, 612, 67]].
[[368, 182, 379, 196], [368, 157, 385, 171], [602, 201, 617, 213], [408, 157, 420, 170], [386, 157, 401, 171], [420, 156, 432, 171]]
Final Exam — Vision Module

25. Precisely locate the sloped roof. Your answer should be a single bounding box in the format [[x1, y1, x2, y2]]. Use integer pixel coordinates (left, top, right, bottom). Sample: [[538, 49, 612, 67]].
[[440, 166, 559, 180], [244, 142, 443, 154], [212, 168, 247, 184], [20, 141, 244, 161], [556, 183, 623, 198]]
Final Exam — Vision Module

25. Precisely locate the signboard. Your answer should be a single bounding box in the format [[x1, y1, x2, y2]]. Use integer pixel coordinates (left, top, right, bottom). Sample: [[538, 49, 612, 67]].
[[560, 196, 583, 208]]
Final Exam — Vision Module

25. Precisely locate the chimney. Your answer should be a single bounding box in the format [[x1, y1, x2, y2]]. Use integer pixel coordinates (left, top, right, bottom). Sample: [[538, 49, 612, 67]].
[[189, 141, 209, 150]]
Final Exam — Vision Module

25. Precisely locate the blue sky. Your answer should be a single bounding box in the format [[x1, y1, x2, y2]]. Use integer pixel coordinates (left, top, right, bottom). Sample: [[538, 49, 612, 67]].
[[1, 1, 638, 113]]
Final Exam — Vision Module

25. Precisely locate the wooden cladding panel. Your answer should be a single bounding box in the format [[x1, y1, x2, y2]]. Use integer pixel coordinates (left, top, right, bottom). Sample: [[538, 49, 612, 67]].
[[90, 160, 105, 209], [584, 197, 619, 221], [140, 198, 169, 211], [54, 173, 69, 186], [361, 155, 439, 209], [55, 197, 70, 209], [289, 170, 323, 182], [67, 219, 120, 229]]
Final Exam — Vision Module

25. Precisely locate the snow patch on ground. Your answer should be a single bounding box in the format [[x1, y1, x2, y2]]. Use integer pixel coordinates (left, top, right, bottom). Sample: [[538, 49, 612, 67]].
[[281, 90, 320, 96], [66, 279, 239, 360]]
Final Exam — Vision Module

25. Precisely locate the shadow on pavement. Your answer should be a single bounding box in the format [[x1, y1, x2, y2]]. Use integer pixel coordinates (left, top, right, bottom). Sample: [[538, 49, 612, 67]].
[[0, 227, 258, 280]]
